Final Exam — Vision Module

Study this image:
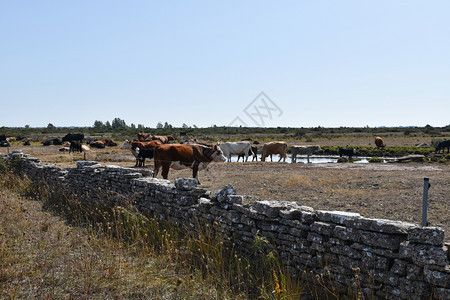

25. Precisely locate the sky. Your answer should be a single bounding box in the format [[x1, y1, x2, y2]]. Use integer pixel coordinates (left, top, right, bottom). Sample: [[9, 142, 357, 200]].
[[1, 1, 449, 128]]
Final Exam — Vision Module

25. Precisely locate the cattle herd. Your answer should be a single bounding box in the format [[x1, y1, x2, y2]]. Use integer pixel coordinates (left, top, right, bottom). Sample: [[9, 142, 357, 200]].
[[1, 132, 450, 183]]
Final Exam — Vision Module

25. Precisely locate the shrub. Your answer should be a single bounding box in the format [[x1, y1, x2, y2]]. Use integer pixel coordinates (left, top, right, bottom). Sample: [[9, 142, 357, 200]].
[[368, 157, 383, 163]]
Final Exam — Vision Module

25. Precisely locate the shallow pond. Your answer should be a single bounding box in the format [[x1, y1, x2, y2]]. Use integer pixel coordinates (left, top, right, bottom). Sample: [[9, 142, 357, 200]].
[[229, 155, 393, 164]]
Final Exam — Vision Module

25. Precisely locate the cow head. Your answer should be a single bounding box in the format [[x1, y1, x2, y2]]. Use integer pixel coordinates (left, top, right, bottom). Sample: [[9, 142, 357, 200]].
[[210, 144, 227, 162]]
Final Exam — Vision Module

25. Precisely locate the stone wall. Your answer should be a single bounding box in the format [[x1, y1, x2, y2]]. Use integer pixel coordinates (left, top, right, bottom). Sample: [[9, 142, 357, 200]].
[[2, 151, 449, 299]]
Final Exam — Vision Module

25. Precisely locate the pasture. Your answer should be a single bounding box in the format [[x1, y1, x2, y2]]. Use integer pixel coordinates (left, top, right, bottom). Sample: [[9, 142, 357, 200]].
[[2, 131, 449, 242]]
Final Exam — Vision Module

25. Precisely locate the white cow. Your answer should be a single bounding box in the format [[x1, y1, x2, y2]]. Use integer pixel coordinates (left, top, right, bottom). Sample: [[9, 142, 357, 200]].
[[217, 141, 253, 162], [290, 145, 321, 163]]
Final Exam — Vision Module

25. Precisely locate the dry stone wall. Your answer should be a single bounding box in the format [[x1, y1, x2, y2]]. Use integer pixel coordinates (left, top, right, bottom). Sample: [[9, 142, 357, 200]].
[[2, 151, 449, 299]]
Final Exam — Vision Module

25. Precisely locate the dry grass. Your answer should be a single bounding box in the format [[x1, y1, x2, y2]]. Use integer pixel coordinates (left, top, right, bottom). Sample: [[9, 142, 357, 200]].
[[0, 174, 227, 299]]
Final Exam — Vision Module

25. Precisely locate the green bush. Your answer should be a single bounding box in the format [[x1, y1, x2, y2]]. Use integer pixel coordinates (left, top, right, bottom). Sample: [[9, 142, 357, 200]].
[[368, 157, 383, 163]]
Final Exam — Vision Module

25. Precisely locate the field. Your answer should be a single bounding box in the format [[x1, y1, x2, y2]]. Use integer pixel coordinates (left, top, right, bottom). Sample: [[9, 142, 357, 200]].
[[2, 131, 449, 242]]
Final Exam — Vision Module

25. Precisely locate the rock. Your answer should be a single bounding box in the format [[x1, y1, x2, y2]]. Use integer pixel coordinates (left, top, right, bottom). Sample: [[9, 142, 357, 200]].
[[174, 178, 198, 190], [408, 227, 445, 246]]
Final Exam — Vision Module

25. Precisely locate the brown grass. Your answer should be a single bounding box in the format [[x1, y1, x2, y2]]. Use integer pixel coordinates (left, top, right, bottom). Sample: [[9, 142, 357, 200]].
[[0, 176, 227, 298]]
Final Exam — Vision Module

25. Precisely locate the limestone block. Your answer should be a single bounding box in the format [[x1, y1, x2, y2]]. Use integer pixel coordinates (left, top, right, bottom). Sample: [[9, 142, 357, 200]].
[[360, 230, 405, 251], [174, 178, 198, 190], [316, 210, 361, 225], [333, 225, 360, 242], [400, 241, 449, 267], [344, 217, 416, 234], [311, 221, 335, 236], [408, 227, 445, 246]]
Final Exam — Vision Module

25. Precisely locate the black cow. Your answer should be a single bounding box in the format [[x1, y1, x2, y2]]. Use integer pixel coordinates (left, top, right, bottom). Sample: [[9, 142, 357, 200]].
[[435, 140, 450, 154], [42, 138, 62, 146], [62, 133, 84, 143], [0, 134, 6, 142], [339, 148, 357, 158], [136, 147, 155, 167], [69, 141, 82, 153]]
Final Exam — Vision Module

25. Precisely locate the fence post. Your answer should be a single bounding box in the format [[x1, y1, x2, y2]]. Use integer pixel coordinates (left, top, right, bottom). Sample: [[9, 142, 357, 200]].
[[422, 178, 430, 227]]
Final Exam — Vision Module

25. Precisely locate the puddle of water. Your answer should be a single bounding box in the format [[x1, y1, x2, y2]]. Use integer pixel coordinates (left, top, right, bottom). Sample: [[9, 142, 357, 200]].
[[230, 155, 393, 164]]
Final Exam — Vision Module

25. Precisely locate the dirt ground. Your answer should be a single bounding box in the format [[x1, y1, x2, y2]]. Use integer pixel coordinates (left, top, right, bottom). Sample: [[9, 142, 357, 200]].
[[2, 145, 449, 242]]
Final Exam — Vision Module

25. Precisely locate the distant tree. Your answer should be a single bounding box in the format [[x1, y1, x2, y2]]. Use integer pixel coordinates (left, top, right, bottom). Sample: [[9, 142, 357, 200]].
[[156, 122, 163, 129], [193, 124, 198, 129], [137, 124, 145, 130], [47, 123, 56, 130], [130, 123, 136, 129], [105, 121, 112, 130], [25, 125, 30, 129], [93, 120, 104, 129], [182, 123, 189, 129], [163, 122, 172, 129], [112, 118, 127, 130]]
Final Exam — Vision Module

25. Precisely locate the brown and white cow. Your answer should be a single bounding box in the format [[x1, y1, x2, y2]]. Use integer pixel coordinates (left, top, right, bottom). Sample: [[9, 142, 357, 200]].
[[375, 137, 385, 148], [153, 144, 226, 183], [120, 140, 162, 166], [137, 133, 151, 141], [261, 142, 288, 162]]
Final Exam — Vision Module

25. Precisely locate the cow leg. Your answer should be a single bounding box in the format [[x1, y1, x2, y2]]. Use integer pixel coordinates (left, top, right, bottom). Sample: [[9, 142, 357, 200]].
[[161, 164, 171, 179], [192, 164, 200, 184], [245, 153, 249, 162], [153, 163, 160, 178]]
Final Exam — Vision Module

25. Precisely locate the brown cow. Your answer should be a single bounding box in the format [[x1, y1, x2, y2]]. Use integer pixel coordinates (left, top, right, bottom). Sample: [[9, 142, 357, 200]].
[[261, 142, 288, 162], [375, 137, 385, 148], [153, 144, 226, 183], [151, 135, 175, 144], [90, 139, 117, 148], [137, 133, 151, 141]]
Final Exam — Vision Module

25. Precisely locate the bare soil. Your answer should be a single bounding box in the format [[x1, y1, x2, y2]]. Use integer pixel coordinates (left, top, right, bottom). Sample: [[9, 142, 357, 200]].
[[2, 145, 449, 241]]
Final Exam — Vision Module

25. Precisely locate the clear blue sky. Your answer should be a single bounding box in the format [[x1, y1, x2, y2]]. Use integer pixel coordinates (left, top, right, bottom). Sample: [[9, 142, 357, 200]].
[[1, 1, 449, 128]]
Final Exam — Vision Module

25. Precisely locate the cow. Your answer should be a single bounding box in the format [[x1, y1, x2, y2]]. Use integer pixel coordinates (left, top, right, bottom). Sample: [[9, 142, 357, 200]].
[[42, 138, 62, 146], [339, 148, 357, 159], [151, 135, 175, 144], [435, 140, 450, 154], [261, 142, 288, 162], [237, 146, 258, 162], [120, 140, 162, 167], [138, 133, 151, 141], [90, 139, 117, 148], [153, 144, 226, 183], [135, 147, 155, 167], [375, 137, 385, 148], [62, 133, 84, 143], [291, 145, 322, 163], [182, 139, 212, 147], [217, 141, 253, 162], [69, 140, 82, 153], [90, 140, 106, 148], [0, 140, 10, 147]]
